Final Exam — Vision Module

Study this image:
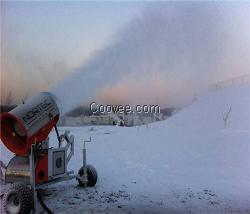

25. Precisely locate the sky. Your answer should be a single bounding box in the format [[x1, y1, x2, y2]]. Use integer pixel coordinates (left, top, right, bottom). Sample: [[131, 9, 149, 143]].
[[1, 1, 142, 104], [1, 1, 249, 111]]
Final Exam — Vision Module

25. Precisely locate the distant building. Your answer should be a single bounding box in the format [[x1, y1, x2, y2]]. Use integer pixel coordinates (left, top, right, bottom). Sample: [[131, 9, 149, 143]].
[[59, 114, 116, 126], [58, 106, 175, 127]]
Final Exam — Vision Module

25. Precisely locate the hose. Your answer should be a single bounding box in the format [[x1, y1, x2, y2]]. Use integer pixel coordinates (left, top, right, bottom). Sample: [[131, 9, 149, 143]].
[[36, 189, 54, 214]]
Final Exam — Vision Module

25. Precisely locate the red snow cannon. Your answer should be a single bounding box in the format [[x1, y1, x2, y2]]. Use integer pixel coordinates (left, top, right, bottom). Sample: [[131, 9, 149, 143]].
[[1, 92, 97, 214], [0, 92, 60, 155]]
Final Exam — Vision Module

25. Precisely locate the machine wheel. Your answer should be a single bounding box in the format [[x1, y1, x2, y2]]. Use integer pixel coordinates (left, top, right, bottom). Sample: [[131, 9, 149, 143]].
[[78, 165, 98, 187], [3, 182, 33, 214]]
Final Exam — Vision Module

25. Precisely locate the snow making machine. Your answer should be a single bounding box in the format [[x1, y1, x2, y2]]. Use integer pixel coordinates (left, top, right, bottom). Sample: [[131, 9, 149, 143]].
[[0, 92, 98, 214]]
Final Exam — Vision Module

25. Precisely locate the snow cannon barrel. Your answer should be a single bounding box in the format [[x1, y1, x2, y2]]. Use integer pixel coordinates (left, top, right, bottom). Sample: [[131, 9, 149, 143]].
[[0, 92, 60, 155]]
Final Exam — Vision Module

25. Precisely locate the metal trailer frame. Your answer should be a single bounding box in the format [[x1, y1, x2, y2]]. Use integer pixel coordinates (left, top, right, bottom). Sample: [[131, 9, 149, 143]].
[[28, 131, 91, 213]]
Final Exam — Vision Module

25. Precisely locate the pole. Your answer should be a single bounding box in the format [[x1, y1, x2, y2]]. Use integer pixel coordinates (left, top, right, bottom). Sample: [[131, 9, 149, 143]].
[[30, 144, 36, 214], [83, 142, 87, 187]]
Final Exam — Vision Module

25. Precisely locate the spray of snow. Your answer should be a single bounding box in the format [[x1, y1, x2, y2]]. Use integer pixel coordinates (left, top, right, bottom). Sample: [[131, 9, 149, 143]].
[[51, 2, 249, 115]]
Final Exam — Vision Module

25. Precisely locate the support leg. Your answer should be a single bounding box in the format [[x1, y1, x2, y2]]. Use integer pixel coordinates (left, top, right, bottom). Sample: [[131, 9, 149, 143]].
[[30, 144, 36, 214]]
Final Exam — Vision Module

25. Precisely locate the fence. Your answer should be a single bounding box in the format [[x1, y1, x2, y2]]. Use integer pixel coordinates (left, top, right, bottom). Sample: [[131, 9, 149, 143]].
[[208, 74, 250, 91]]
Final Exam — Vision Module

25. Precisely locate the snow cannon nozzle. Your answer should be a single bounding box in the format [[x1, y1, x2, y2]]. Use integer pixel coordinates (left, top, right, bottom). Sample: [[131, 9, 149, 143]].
[[0, 92, 61, 155]]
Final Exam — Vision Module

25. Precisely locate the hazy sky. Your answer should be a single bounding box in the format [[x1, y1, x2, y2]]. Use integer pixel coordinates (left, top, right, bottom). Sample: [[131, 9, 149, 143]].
[[1, 1, 249, 110], [1, 1, 142, 104]]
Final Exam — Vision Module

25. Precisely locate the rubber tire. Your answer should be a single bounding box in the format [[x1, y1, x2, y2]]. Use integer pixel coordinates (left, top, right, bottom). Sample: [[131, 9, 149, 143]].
[[78, 165, 98, 187], [3, 182, 33, 214]]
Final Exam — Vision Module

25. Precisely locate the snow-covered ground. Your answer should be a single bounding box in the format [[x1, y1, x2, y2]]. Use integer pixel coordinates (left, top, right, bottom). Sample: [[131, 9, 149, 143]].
[[1, 85, 250, 213]]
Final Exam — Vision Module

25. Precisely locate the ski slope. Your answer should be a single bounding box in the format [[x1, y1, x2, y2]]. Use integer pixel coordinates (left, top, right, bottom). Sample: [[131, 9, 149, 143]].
[[1, 85, 250, 213]]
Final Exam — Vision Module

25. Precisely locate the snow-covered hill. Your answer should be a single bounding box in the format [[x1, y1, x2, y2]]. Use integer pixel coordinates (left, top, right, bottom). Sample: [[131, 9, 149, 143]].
[[1, 85, 250, 213]]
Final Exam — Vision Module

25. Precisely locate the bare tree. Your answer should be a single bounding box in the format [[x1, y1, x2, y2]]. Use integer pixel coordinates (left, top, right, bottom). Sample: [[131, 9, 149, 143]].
[[223, 106, 232, 127]]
